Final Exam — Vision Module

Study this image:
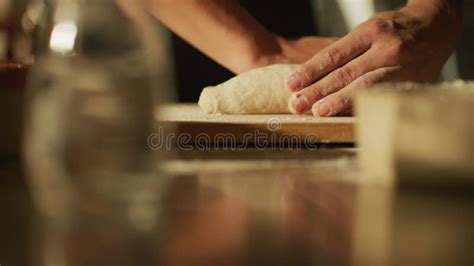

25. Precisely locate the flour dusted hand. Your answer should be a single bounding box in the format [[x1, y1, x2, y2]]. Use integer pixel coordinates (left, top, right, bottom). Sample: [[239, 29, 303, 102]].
[[198, 64, 297, 114]]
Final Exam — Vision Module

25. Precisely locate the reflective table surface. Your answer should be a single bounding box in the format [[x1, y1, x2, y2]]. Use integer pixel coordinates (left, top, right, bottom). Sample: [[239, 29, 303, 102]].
[[1, 148, 473, 266]]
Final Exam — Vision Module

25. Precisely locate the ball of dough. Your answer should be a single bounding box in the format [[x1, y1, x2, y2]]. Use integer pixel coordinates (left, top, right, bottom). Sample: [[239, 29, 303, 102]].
[[198, 64, 297, 114]]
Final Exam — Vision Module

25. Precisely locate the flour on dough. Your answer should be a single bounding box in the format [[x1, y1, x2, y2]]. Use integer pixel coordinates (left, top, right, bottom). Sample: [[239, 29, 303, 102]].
[[198, 64, 297, 114]]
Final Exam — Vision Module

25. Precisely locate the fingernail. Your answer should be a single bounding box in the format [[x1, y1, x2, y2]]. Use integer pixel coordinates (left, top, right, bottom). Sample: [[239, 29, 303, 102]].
[[313, 102, 331, 117], [289, 94, 309, 114], [287, 74, 302, 91]]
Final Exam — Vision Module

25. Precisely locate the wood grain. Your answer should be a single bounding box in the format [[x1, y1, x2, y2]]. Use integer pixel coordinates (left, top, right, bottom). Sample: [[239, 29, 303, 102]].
[[155, 104, 355, 144]]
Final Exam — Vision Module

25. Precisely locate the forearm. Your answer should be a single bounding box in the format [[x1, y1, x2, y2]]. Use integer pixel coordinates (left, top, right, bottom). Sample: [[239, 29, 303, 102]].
[[404, 0, 462, 33], [401, 0, 462, 57], [406, 0, 462, 15], [149, 0, 281, 73]]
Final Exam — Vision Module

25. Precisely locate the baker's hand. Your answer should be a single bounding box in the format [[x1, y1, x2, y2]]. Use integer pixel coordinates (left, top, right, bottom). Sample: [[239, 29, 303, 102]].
[[287, 2, 462, 116]]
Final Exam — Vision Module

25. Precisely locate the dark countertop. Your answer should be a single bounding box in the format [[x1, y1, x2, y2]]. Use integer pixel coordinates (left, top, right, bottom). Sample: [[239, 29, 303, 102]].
[[1, 148, 473, 266]]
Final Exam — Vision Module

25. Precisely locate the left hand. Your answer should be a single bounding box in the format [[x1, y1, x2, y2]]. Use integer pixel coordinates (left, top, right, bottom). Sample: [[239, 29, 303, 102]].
[[286, 2, 462, 116]]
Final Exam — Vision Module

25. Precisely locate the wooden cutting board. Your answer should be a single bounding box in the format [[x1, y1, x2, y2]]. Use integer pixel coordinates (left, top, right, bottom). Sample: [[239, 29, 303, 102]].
[[155, 104, 355, 144]]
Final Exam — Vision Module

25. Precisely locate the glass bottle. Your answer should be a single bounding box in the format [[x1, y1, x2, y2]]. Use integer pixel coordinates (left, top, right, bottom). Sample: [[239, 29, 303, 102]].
[[24, 0, 172, 243], [23, 0, 174, 265]]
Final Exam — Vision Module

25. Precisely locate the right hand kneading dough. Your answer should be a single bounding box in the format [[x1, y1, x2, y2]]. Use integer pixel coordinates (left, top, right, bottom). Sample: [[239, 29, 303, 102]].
[[198, 64, 297, 114]]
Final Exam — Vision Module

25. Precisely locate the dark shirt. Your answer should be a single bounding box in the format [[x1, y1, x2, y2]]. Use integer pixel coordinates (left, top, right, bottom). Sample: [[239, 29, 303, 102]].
[[171, 0, 317, 102]]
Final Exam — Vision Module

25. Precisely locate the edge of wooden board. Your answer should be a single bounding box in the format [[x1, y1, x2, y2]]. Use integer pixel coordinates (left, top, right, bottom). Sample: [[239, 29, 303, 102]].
[[155, 104, 356, 143]]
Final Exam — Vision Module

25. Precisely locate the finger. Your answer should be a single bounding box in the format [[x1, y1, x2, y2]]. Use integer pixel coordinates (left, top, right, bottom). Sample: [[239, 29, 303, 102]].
[[289, 49, 382, 114], [287, 28, 372, 91], [311, 66, 401, 117]]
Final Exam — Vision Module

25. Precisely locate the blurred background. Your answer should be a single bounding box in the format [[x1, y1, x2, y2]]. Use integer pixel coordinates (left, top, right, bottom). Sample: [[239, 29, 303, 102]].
[[0, 1, 473, 266]]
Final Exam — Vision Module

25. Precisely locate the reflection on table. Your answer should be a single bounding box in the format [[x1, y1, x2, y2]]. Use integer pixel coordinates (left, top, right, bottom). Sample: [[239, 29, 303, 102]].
[[1, 149, 472, 266]]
